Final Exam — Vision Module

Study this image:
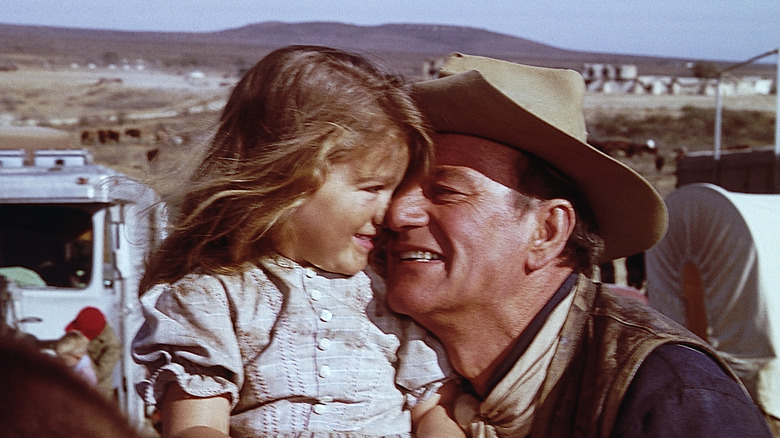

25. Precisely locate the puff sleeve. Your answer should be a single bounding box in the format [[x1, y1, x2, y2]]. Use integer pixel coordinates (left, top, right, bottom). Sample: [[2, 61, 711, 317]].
[[132, 274, 247, 409]]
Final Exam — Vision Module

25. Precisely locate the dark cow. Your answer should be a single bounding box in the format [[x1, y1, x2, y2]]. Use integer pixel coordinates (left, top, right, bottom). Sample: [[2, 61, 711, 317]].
[[654, 155, 666, 172], [97, 129, 120, 144], [106, 130, 120, 143], [124, 128, 142, 141], [145, 148, 159, 162], [80, 130, 95, 145]]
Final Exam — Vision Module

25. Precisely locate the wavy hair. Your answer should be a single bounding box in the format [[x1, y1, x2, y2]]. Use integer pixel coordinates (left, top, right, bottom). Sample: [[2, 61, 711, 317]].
[[140, 45, 432, 293]]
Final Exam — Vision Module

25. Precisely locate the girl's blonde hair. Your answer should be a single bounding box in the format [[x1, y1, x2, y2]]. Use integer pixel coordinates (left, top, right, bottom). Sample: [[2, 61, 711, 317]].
[[140, 45, 432, 292]]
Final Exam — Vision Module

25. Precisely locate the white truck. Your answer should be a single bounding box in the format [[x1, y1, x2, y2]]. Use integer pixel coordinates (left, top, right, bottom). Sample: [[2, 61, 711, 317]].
[[0, 148, 165, 432]]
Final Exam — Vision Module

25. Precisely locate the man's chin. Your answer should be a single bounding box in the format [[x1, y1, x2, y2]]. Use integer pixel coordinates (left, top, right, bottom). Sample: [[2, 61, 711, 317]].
[[386, 277, 430, 316], [386, 290, 411, 316]]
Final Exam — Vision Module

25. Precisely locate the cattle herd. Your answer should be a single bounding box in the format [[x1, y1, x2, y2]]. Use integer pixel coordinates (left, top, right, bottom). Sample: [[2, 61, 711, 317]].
[[80, 126, 667, 172], [80, 128, 141, 145]]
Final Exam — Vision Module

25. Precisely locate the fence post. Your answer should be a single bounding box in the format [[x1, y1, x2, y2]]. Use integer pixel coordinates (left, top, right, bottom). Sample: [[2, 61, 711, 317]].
[[774, 50, 780, 192]]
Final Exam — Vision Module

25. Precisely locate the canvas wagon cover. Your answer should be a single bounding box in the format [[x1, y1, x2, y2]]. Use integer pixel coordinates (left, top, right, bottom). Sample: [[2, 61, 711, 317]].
[[646, 183, 780, 419]]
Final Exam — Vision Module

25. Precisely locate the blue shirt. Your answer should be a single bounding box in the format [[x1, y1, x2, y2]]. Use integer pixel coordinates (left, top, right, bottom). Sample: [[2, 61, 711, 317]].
[[612, 343, 772, 437]]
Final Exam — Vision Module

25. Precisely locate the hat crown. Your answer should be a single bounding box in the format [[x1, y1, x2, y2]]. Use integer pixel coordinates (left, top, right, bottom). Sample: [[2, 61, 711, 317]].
[[438, 53, 588, 143], [411, 53, 667, 262]]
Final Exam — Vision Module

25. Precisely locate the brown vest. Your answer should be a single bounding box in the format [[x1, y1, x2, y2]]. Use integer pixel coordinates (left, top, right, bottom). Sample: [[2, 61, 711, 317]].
[[530, 275, 739, 438]]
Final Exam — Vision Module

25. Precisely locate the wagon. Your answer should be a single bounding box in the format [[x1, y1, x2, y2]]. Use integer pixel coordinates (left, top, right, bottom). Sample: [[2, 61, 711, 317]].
[[646, 183, 780, 423]]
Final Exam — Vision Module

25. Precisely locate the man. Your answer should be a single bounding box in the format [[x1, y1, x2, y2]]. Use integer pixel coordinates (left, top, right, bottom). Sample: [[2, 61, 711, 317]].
[[384, 53, 771, 437]]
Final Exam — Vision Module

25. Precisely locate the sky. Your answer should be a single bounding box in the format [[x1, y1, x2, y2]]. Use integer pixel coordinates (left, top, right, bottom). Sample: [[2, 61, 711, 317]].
[[3, 0, 780, 63]]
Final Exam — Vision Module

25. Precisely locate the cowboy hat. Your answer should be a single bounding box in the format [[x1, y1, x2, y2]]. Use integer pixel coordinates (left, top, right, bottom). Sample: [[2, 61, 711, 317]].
[[411, 53, 667, 263]]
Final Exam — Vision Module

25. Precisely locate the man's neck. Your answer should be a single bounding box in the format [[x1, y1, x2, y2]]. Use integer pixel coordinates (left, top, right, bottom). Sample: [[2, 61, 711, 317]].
[[428, 267, 575, 396]]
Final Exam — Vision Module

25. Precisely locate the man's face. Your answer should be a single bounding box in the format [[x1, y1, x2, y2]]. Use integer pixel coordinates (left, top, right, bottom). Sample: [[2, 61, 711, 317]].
[[385, 134, 539, 318]]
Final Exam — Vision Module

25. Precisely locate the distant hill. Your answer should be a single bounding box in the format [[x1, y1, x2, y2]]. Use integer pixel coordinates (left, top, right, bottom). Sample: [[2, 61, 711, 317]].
[[208, 22, 581, 58], [0, 21, 583, 55], [1, 21, 772, 79]]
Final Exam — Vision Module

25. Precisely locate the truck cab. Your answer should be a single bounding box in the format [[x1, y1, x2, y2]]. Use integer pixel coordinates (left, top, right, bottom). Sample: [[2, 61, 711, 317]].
[[0, 148, 165, 431]]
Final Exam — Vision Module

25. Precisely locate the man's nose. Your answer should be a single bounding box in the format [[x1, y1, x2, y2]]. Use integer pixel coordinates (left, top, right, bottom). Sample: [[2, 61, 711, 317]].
[[386, 185, 428, 231]]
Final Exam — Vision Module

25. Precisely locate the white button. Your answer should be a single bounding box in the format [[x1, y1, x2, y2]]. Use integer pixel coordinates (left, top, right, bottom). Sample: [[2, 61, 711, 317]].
[[305, 268, 317, 278], [319, 309, 333, 322], [319, 365, 331, 378], [320, 396, 334, 403], [310, 289, 322, 301], [313, 403, 326, 414], [317, 338, 332, 351]]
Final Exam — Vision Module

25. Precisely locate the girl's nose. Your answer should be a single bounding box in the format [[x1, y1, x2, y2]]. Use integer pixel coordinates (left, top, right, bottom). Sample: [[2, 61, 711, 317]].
[[386, 185, 429, 231]]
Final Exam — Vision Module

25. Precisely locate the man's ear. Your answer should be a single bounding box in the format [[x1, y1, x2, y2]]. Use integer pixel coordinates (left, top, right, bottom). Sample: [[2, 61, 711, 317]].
[[527, 199, 575, 270]]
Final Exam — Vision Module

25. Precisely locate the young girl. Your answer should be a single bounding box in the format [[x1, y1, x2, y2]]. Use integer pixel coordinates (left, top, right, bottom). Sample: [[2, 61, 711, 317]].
[[132, 46, 461, 438]]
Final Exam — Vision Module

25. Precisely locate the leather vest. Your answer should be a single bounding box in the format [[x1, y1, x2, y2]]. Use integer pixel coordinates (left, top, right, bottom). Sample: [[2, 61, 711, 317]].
[[530, 275, 738, 438]]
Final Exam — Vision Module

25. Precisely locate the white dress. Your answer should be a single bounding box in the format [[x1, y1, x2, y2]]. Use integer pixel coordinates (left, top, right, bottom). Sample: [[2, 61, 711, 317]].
[[132, 256, 451, 437]]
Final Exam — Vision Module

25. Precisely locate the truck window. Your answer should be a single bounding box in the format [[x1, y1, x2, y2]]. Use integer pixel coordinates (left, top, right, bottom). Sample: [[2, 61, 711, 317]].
[[0, 205, 93, 288]]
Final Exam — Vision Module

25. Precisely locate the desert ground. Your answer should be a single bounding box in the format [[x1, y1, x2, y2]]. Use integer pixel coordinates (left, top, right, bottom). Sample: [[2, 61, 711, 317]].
[[1, 64, 777, 201]]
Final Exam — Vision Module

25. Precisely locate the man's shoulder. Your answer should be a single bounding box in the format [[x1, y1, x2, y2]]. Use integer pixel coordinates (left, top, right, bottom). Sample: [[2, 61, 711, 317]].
[[630, 343, 742, 396], [589, 280, 701, 342], [612, 343, 771, 437]]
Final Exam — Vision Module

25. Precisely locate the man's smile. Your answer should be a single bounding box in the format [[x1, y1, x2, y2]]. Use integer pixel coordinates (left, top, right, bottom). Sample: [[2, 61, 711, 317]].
[[398, 250, 443, 261]]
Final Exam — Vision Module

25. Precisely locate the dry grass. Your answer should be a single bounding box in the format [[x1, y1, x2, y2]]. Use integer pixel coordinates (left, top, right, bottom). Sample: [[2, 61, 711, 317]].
[[1, 63, 776, 200]]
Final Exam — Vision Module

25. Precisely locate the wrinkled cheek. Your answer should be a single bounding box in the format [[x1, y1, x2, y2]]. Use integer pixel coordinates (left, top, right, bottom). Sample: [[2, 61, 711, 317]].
[[385, 274, 419, 314], [385, 278, 407, 314]]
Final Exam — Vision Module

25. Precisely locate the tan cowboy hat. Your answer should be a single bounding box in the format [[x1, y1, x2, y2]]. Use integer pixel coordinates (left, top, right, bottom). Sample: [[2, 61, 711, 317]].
[[411, 53, 667, 263]]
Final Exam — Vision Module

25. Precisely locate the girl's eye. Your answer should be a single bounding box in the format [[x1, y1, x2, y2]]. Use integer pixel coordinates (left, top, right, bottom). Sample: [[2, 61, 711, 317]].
[[364, 185, 385, 193]]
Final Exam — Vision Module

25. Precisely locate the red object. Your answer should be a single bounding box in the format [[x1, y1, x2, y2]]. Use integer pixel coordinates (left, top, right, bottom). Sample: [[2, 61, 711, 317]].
[[65, 307, 106, 340]]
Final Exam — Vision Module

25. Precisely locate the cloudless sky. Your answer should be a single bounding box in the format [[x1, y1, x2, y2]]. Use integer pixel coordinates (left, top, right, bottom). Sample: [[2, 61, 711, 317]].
[[3, 0, 780, 62]]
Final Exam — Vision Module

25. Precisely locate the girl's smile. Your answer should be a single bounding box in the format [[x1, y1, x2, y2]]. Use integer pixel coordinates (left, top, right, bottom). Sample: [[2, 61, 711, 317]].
[[276, 137, 409, 276]]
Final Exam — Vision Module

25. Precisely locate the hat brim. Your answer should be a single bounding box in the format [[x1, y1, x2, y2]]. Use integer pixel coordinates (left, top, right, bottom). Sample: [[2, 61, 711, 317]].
[[411, 70, 667, 263]]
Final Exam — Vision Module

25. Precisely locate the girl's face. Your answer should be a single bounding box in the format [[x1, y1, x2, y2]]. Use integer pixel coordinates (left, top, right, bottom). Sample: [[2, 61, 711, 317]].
[[276, 136, 410, 276]]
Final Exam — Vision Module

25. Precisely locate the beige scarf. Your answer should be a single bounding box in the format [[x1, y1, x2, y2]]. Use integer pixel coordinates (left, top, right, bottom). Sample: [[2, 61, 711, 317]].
[[454, 292, 575, 437]]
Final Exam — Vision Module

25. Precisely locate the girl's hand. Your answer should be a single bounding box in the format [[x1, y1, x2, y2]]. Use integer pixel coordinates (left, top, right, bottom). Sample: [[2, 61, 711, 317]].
[[411, 381, 466, 438], [413, 404, 467, 438]]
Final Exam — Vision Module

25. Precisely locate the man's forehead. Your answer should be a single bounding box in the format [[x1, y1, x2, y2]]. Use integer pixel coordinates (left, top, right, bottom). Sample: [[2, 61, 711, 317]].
[[434, 133, 526, 189]]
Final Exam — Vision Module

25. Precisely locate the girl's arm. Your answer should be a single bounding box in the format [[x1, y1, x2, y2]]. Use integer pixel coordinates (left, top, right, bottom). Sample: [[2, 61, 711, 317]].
[[162, 384, 231, 438], [411, 381, 466, 437], [414, 405, 466, 437]]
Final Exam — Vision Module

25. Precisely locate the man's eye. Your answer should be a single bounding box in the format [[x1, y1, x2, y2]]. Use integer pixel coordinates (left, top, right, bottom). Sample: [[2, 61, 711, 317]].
[[364, 185, 385, 193], [430, 185, 463, 198]]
